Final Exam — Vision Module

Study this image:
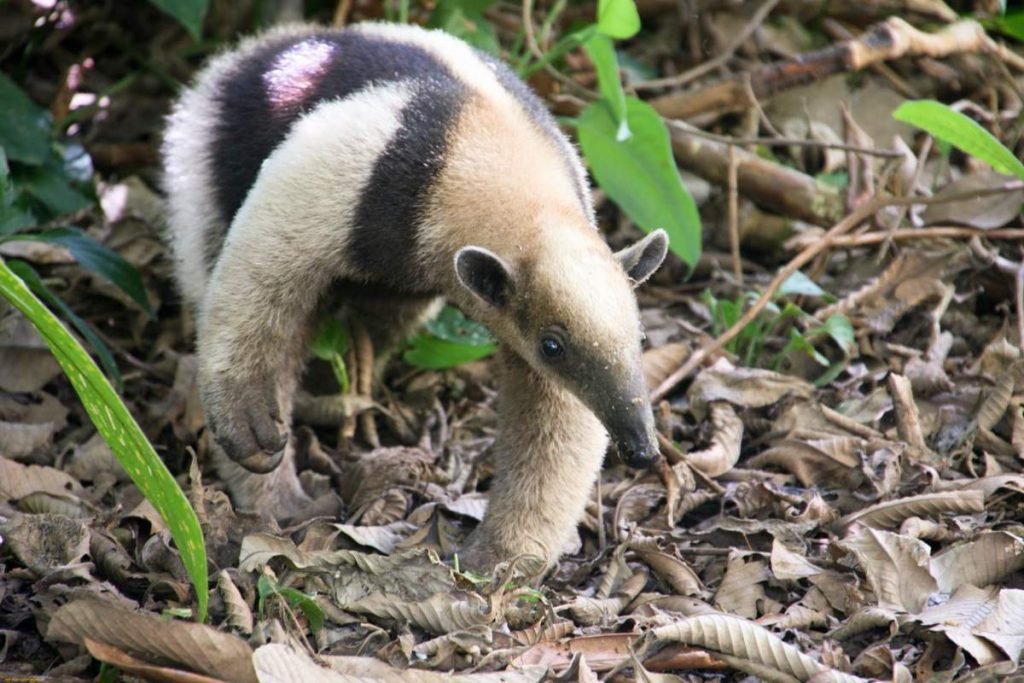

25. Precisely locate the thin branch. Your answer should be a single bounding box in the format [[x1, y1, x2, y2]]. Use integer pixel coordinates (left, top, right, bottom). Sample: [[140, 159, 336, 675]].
[[666, 120, 906, 157]]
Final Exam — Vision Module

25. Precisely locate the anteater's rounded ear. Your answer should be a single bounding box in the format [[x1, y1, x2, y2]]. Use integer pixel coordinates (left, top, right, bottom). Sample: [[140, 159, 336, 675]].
[[454, 246, 514, 308], [615, 229, 669, 287]]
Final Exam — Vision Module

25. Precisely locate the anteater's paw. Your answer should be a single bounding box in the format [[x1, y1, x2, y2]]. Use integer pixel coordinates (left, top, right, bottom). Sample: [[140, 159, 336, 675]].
[[203, 375, 288, 474]]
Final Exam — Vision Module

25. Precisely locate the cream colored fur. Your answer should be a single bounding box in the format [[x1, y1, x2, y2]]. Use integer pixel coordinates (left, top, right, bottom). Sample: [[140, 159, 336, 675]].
[[163, 23, 659, 570]]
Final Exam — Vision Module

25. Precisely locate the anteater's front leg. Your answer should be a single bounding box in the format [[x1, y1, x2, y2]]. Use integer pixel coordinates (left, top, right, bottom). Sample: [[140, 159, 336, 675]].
[[460, 349, 609, 572], [198, 212, 340, 473]]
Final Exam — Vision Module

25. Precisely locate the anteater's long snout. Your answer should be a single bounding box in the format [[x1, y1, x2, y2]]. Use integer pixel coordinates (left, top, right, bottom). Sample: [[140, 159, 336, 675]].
[[601, 394, 659, 469]]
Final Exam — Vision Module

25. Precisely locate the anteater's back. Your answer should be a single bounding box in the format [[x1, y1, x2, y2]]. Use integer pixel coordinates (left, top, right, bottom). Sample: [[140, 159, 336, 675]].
[[162, 23, 589, 309]]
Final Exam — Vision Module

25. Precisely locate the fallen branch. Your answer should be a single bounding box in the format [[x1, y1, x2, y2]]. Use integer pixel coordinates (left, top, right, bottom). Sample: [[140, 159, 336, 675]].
[[667, 119, 845, 227]]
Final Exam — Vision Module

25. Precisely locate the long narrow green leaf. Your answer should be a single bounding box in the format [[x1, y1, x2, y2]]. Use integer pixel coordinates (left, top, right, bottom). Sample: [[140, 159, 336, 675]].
[[8, 259, 122, 389], [577, 98, 702, 267], [584, 34, 630, 141], [0, 257, 207, 621], [9, 227, 155, 318], [893, 100, 1024, 181]]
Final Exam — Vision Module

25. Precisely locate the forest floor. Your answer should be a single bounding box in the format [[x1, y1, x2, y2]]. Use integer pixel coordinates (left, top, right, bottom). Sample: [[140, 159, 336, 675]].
[[1, 1, 1023, 681]]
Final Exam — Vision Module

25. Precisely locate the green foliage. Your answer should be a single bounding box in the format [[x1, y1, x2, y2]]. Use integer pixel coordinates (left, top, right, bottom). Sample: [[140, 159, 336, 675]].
[[310, 318, 350, 393], [703, 273, 853, 384], [575, 4, 702, 269], [428, 0, 500, 54], [989, 10, 1024, 41], [0, 258, 208, 622], [577, 98, 702, 267], [404, 306, 497, 369], [596, 0, 641, 39], [257, 574, 324, 634], [893, 100, 1024, 181], [147, 0, 208, 40]]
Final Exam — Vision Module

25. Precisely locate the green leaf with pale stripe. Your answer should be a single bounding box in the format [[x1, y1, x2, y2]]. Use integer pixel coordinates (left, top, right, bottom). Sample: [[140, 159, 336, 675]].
[[893, 100, 1024, 180], [0, 256, 207, 621]]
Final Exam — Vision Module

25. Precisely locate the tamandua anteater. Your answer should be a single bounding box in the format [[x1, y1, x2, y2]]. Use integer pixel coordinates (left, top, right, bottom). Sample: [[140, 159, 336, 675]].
[[162, 22, 669, 570]]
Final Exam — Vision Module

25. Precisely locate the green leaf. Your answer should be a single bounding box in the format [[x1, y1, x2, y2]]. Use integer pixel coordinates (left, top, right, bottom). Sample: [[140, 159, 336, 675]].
[[258, 575, 325, 634], [0, 256, 207, 621], [429, 0, 500, 54], [12, 227, 154, 318], [404, 335, 497, 369], [0, 73, 52, 166], [425, 306, 496, 345], [9, 260, 122, 389], [814, 313, 855, 356], [778, 271, 826, 298], [577, 98, 702, 267], [147, 0, 208, 40], [596, 0, 640, 39], [991, 10, 1024, 41], [583, 34, 629, 141], [19, 163, 93, 217], [310, 318, 350, 393], [893, 100, 1024, 181]]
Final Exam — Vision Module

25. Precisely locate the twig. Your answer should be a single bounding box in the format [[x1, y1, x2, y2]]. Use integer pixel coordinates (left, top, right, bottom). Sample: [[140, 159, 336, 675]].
[[727, 144, 742, 289], [667, 122, 907, 157], [880, 135, 932, 260], [631, 0, 781, 91], [650, 183, 1024, 401], [970, 237, 1024, 353], [829, 226, 1024, 247]]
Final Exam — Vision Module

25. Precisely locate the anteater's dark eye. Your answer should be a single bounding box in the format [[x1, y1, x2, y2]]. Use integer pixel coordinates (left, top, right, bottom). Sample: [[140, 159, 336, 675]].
[[540, 335, 565, 360]]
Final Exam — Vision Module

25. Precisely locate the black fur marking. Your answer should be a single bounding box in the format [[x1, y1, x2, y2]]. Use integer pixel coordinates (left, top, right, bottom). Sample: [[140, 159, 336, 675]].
[[350, 79, 466, 290], [477, 51, 590, 213], [207, 30, 461, 269]]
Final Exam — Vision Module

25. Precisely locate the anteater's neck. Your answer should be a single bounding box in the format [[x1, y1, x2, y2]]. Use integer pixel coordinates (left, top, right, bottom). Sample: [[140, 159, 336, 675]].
[[465, 348, 608, 567]]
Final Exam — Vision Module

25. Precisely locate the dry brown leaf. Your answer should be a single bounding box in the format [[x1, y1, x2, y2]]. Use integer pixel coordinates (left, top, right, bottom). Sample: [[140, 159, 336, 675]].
[[333, 521, 417, 553], [835, 490, 985, 534], [713, 552, 768, 619], [47, 599, 258, 683], [514, 633, 637, 672], [686, 359, 814, 419], [0, 512, 91, 577], [838, 528, 937, 613], [217, 570, 254, 636], [747, 439, 859, 488], [84, 638, 231, 683], [973, 589, 1024, 664], [0, 420, 55, 460], [650, 613, 866, 682], [686, 402, 743, 477], [916, 584, 1003, 665], [0, 310, 62, 392], [0, 458, 81, 501], [630, 545, 702, 596], [643, 343, 690, 392], [931, 532, 1024, 594], [921, 171, 1024, 229], [562, 572, 647, 626], [770, 540, 822, 580], [976, 364, 1018, 432]]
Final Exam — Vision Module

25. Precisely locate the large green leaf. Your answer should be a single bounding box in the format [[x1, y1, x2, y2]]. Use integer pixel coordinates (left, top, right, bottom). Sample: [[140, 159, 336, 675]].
[[10, 227, 154, 318], [404, 335, 497, 369], [0, 73, 51, 166], [894, 100, 1024, 181], [596, 0, 640, 39], [0, 257, 207, 621], [576, 98, 701, 267], [583, 34, 629, 141], [429, 0, 500, 54], [147, 0, 208, 40], [19, 163, 93, 217]]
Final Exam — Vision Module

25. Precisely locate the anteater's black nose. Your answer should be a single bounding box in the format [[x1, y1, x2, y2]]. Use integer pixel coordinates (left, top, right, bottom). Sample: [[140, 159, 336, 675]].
[[616, 432, 658, 469]]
